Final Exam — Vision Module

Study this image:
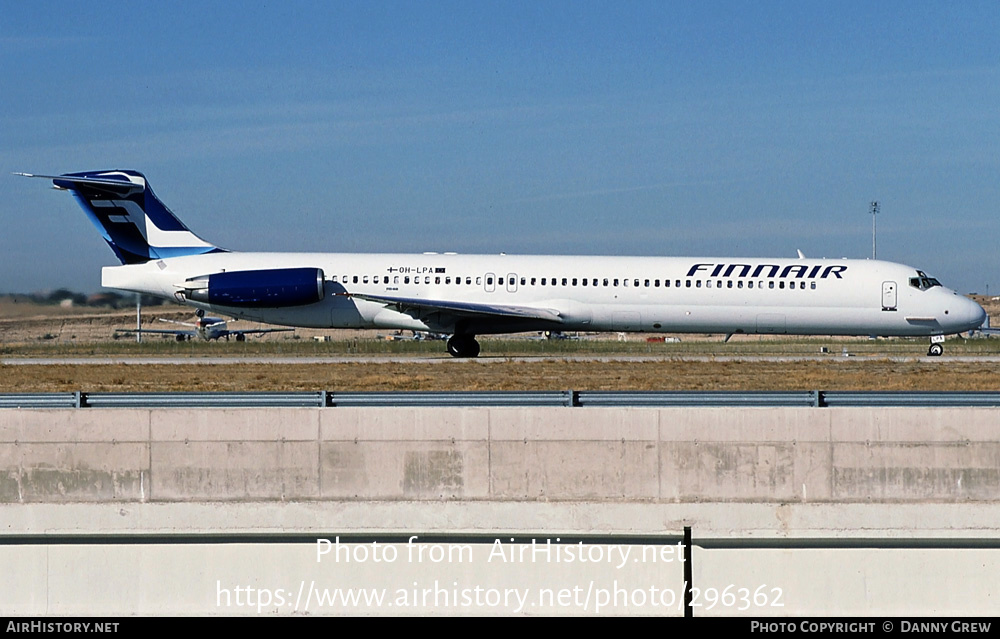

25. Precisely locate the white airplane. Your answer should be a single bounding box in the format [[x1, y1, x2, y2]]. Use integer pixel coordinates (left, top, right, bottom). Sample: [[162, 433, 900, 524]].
[[19, 170, 987, 357], [114, 311, 293, 342]]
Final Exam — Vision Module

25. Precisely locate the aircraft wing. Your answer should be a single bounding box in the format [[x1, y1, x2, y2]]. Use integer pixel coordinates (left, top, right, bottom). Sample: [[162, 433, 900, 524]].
[[224, 328, 295, 337], [114, 328, 196, 337], [341, 292, 564, 323], [158, 318, 200, 328]]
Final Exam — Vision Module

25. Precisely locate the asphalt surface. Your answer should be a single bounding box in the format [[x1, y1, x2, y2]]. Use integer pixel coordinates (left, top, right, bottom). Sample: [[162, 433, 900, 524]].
[[6, 354, 1000, 365]]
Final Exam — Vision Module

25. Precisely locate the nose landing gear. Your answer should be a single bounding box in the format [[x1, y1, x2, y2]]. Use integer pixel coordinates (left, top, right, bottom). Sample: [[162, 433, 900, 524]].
[[927, 335, 945, 357]]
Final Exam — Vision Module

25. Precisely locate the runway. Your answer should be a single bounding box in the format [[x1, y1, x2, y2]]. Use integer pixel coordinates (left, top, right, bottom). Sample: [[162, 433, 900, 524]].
[[7, 354, 1000, 365]]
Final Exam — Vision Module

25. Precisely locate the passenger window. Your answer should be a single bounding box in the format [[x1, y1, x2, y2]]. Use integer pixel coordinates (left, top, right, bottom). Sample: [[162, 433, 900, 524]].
[[486, 277, 493, 285], [727, 281, 733, 288], [531, 278, 536, 285], [655, 279, 660, 287], [572, 278, 578, 286], [604, 278, 609, 286], [541, 278, 546, 285], [748, 281, 753, 289], [520, 277, 526, 285], [811, 282, 816, 289], [592, 279, 598, 286], [614, 279, 620, 287], [769, 281, 774, 289], [696, 280, 702, 288], [353, 276, 359, 284], [685, 280, 691, 288], [779, 281, 784, 289], [562, 278, 568, 286], [582, 278, 587, 286], [738, 281, 743, 289]]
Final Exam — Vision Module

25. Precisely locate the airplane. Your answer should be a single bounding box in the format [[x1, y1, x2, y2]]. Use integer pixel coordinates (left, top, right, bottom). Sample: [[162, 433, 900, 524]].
[[18, 170, 987, 357], [379, 330, 448, 342], [114, 311, 293, 342], [968, 314, 1000, 338]]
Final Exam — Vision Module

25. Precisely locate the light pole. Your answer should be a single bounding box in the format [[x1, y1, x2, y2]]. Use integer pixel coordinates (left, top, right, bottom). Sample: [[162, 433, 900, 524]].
[[870, 201, 879, 260]]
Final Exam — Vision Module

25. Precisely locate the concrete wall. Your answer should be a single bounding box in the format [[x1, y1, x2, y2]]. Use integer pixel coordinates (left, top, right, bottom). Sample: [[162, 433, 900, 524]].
[[4, 406, 1000, 615], [6, 541, 999, 616], [2, 406, 999, 504]]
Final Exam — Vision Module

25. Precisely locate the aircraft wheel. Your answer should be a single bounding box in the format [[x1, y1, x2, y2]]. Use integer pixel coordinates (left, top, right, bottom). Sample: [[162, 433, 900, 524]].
[[447, 335, 480, 358], [928, 343, 943, 357], [236, 334, 246, 342]]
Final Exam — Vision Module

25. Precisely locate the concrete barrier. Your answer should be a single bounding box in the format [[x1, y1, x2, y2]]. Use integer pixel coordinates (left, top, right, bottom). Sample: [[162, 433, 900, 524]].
[[3, 406, 1000, 505], [3, 406, 1000, 615]]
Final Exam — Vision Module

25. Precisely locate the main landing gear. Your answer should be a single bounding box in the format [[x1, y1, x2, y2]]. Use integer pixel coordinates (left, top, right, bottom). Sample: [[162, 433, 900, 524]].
[[447, 334, 481, 358]]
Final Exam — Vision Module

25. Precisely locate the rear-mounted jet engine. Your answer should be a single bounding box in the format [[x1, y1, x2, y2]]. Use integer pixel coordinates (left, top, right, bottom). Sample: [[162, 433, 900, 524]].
[[181, 267, 325, 307]]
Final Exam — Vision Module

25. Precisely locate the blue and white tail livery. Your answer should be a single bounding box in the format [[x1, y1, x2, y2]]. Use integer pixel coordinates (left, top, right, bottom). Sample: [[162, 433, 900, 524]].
[[17, 170, 223, 265], [20, 169, 987, 357]]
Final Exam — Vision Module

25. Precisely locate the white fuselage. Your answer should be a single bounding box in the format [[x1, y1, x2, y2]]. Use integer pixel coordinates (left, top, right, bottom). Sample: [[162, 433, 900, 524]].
[[102, 252, 986, 338]]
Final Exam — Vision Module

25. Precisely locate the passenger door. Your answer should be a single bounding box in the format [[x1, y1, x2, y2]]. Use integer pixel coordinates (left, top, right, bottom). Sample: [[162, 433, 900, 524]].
[[882, 281, 897, 311]]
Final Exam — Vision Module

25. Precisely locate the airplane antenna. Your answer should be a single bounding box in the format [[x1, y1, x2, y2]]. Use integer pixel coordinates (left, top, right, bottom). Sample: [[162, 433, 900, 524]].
[[135, 294, 142, 344], [870, 201, 879, 259]]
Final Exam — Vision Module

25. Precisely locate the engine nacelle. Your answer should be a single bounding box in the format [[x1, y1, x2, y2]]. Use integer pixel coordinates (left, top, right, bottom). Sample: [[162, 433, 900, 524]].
[[183, 268, 325, 307]]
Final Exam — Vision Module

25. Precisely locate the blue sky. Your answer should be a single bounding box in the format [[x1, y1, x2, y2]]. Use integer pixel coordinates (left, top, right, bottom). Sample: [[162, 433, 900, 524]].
[[2, 1, 998, 293]]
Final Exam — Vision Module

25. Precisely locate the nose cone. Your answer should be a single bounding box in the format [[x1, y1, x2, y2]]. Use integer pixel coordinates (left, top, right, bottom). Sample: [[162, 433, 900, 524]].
[[962, 297, 988, 331]]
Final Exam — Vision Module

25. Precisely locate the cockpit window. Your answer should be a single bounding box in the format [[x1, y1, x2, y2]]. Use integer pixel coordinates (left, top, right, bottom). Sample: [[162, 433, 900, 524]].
[[909, 270, 942, 291]]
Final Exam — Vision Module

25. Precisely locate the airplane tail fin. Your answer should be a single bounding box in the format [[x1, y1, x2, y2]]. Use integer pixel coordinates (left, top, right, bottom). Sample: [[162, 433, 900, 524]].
[[19, 170, 224, 265]]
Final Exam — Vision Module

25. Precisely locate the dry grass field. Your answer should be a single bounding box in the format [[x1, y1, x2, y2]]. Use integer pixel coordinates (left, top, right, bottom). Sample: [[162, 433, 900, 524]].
[[2, 358, 1000, 393]]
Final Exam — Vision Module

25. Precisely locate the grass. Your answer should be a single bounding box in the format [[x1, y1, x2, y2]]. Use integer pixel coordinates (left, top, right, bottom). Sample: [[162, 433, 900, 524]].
[[2, 357, 1000, 393], [3, 334, 1000, 358]]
